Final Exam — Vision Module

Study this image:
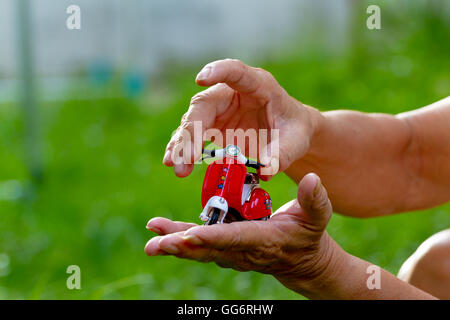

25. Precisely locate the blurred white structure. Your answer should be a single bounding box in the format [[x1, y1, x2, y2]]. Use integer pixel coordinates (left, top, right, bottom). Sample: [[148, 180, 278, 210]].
[[0, 0, 351, 75], [0, 0, 353, 100]]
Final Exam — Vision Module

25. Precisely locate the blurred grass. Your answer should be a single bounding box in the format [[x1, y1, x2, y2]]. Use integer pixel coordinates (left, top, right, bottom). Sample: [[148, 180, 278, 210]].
[[0, 2, 449, 299]]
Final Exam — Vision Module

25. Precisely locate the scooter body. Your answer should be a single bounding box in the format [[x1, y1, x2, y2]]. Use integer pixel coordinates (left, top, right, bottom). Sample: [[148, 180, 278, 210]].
[[200, 145, 272, 225]]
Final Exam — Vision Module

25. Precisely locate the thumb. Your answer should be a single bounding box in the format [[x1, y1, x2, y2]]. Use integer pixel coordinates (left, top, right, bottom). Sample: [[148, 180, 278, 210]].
[[297, 173, 332, 231]]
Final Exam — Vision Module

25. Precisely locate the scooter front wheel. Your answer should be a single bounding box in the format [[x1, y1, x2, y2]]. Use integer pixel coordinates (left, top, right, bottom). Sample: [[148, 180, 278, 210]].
[[206, 208, 221, 225]]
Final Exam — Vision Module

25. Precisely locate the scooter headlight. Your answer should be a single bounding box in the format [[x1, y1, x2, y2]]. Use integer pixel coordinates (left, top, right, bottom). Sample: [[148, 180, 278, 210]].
[[225, 145, 241, 157]]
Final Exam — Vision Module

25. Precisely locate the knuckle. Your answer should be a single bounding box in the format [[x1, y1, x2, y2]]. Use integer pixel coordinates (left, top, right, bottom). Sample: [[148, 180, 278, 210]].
[[180, 114, 195, 131], [237, 59, 247, 69], [190, 92, 208, 106], [233, 59, 245, 68], [255, 68, 284, 100], [199, 248, 217, 263], [227, 60, 247, 85], [256, 68, 275, 83], [270, 87, 285, 103], [180, 120, 194, 133], [226, 58, 244, 66], [180, 112, 189, 123], [173, 133, 184, 144], [254, 67, 269, 76]]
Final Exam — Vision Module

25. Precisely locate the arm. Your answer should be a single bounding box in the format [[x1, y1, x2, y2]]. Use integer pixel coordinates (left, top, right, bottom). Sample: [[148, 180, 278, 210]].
[[163, 59, 450, 217], [286, 97, 450, 217], [282, 237, 436, 299]]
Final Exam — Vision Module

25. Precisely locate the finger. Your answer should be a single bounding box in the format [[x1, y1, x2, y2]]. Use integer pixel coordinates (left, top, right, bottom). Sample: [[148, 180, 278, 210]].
[[147, 232, 242, 268], [297, 173, 332, 230], [158, 232, 217, 261], [145, 231, 215, 260], [146, 217, 198, 235], [182, 220, 278, 250], [168, 131, 194, 177], [144, 236, 169, 256], [195, 59, 275, 99], [145, 232, 188, 256], [164, 83, 236, 176]]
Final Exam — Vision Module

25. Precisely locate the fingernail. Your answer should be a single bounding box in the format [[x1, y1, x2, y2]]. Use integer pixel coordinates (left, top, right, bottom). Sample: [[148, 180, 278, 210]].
[[146, 225, 162, 234], [313, 175, 322, 197], [160, 244, 180, 254], [196, 66, 212, 81], [182, 235, 203, 246]]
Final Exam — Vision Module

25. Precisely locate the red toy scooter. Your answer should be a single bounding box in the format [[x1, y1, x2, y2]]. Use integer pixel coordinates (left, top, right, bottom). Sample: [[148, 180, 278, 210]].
[[200, 145, 272, 225]]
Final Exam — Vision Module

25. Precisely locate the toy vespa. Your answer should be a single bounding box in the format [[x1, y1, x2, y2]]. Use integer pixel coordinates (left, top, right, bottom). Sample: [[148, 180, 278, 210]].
[[200, 145, 272, 225]]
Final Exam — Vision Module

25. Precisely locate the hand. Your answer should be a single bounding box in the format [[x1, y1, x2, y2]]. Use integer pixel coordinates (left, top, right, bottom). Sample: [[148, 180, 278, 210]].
[[145, 173, 343, 296], [163, 59, 321, 180]]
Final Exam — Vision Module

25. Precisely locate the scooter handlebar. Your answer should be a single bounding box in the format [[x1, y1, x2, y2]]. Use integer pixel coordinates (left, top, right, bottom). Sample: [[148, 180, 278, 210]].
[[202, 148, 265, 169], [244, 160, 265, 170], [202, 148, 216, 157]]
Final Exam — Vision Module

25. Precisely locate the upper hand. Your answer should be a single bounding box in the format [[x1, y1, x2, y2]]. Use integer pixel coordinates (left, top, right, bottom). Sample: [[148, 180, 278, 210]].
[[163, 59, 320, 180]]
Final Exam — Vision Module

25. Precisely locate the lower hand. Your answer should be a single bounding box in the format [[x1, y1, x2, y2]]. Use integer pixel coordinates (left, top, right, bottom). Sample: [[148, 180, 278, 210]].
[[145, 173, 344, 296]]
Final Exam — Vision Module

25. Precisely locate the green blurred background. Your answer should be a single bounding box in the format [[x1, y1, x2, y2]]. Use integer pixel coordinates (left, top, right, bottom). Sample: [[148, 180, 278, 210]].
[[0, 0, 449, 299]]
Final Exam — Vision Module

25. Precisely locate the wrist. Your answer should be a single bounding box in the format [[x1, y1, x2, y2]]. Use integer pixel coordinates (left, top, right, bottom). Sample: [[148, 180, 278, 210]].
[[274, 232, 351, 299], [282, 99, 326, 173], [283, 102, 328, 182], [303, 234, 351, 299], [303, 103, 325, 144], [301, 105, 328, 162], [289, 98, 324, 146]]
